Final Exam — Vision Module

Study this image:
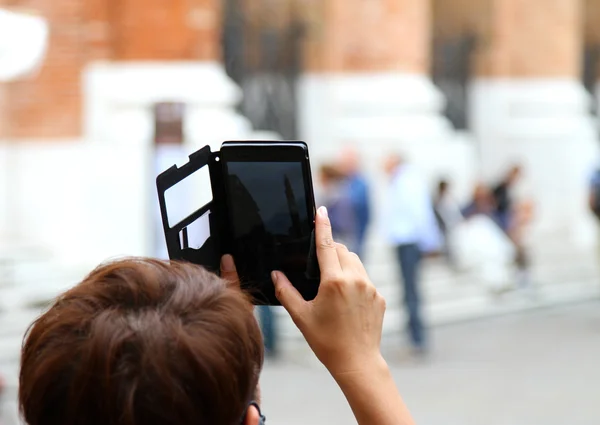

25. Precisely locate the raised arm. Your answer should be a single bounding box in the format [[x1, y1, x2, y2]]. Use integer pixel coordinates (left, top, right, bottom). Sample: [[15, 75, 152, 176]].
[[272, 206, 416, 425]]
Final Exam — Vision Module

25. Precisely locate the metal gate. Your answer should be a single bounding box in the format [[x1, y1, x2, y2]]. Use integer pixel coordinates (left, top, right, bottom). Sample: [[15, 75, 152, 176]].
[[222, 0, 305, 140], [431, 35, 477, 130]]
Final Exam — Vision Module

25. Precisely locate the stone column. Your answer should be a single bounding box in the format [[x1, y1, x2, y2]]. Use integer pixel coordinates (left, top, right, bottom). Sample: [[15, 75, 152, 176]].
[[470, 0, 600, 287], [300, 0, 452, 156], [0, 8, 49, 243], [276, 0, 479, 347], [81, 0, 262, 264], [84, 0, 253, 150], [299, 0, 476, 187]]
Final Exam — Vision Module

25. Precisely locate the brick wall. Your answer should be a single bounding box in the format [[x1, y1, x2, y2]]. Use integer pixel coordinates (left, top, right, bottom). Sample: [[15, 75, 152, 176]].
[[432, 0, 495, 76], [0, 2, 86, 139], [433, 0, 584, 78], [0, 0, 219, 140], [304, 0, 587, 76], [111, 0, 220, 61], [0, 0, 596, 140], [0, 85, 7, 138], [585, 0, 600, 44], [500, 0, 582, 78], [303, 0, 430, 73]]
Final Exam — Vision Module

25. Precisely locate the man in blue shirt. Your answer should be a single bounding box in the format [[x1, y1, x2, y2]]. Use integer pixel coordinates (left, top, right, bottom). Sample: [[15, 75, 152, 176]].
[[339, 146, 371, 260], [384, 154, 442, 355]]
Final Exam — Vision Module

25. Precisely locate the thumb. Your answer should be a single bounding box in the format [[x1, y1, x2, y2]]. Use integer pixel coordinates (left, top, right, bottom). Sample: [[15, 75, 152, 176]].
[[272, 271, 307, 320]]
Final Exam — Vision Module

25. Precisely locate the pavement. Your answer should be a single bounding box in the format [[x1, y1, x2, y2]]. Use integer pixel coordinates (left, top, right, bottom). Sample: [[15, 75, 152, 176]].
[[259, 301, 600, 425], [0, 301, 598, 425]]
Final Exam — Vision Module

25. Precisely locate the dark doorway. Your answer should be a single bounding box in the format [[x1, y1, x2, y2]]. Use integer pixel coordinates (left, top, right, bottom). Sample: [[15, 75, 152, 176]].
[[221, 0, 305, 140], [431, 35, 476, 130], [582, 44, 600, 116], [153, 102, 185, 146]]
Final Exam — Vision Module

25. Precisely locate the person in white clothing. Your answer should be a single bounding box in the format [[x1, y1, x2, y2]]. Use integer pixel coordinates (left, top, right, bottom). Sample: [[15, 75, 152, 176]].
[[383, 154, 441, 354]]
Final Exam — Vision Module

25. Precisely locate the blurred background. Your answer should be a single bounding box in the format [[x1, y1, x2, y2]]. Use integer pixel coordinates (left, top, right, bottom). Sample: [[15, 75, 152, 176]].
[[1, 0, 600, 424]]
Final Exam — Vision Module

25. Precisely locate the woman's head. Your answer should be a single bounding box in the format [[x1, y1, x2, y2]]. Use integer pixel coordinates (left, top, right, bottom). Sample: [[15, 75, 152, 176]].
[[19, 258, 264, 425]]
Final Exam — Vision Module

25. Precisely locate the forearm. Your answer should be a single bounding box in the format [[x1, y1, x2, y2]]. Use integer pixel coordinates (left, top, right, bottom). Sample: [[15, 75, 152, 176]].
[[332, 355, 415, 425]]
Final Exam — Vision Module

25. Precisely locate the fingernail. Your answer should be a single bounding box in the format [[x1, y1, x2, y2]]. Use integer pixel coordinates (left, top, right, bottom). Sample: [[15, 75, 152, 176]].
[[271, 271, 279, 284], [318, 206, 328, 218], [221, 254, 235, 271]]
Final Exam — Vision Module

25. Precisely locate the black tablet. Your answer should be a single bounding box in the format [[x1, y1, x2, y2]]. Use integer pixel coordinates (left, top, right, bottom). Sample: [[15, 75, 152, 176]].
[[219, 141, 320, 305]]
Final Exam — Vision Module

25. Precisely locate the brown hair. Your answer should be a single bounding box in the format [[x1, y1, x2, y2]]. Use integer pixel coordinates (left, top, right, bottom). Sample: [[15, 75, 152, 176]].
[[19, 258, 264, 425], [320, 164, 346, 181]]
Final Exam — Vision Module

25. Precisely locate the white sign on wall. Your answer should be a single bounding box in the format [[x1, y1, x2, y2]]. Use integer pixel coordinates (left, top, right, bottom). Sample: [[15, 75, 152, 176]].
[[0, 8, 48, 82]]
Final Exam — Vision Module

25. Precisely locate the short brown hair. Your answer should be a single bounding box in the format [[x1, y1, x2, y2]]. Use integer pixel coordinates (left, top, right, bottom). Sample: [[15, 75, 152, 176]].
[[19, 258, 263, 425]]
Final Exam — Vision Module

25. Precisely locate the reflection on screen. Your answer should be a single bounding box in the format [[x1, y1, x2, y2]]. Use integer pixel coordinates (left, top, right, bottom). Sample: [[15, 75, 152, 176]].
[[226, 161, 312, 287]]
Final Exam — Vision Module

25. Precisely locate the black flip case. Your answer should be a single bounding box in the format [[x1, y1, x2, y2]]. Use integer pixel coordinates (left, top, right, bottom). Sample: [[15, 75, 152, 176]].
[[156, 144, 320, 293], [156, 145, 227, 275]]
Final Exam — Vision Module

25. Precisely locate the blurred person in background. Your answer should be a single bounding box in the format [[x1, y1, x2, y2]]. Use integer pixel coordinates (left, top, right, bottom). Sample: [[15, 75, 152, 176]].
[[258, 306, 277, 359], [508, 200, 534, 291], [454, 183, 516, 292], [588, 168, 600, 264], [492, 165, 522, 233], [491, 166, 533, 291], [383, 154, 441, 356], [462, 183, 499, 221], [338, 145, 371, 259], [589, 166, 600, 220], [433, 179, 463, 267], [318, 164, 357, 248], [18, 210, 416, 425]]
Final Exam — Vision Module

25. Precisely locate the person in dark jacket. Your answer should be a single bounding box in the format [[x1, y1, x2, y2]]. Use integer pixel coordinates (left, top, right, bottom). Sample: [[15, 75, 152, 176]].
[[339, 146, 371, 259], [318, 164, 358, 249], [492, 165, 522, 233]]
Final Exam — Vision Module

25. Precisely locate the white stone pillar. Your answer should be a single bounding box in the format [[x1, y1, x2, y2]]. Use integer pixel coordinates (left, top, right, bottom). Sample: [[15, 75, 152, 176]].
[[469, 0, 600, 287], [0, 8, 48, 251], [80, 0, 277, 263], [281, 0, 479, 349]]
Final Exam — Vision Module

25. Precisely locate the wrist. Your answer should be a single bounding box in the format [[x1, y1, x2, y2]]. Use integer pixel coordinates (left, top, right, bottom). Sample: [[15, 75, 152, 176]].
[[327, 352, 415, 425], [328, 351, 390, 384]]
